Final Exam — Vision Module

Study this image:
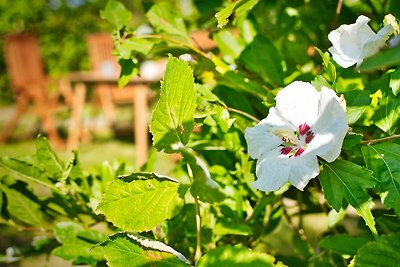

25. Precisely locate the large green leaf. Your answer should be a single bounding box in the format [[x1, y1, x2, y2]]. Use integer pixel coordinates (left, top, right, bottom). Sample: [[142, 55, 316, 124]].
[[196, 246, 279, 267], [354, 233, 400, 267], [319, 160, 377, 235], [344, 90, 371, 125], [362, 143, 400, 215], [102, 234, 190, 267], [35, 135, 64, 180], [0, 157, 52, 187], [358, 46, 400, 72], [100, 0, 132, 30], [319, 234, 370, 256], [98, 172, 188, 232], [1, 186, 44, 226], [146, 2, 188, 39], [150, 56, 196, 152], [238, 35, 284, 86], [390, 67, 400, 96], [373, 92, 400, 134]]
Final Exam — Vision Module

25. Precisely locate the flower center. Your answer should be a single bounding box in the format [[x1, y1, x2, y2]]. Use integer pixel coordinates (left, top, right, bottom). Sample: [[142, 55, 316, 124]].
[[274, 123, 314, 158]]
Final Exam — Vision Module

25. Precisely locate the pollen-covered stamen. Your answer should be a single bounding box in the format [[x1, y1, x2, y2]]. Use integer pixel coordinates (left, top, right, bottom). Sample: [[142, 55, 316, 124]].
[[299, 123, 311, 136], [294, 148, 305, 157], [281, 147, 293, 155], [305, 132, 315, 144]]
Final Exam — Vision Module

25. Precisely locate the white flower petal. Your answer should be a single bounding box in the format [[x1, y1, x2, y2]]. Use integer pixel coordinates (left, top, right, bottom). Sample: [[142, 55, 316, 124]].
[[244, 108, 292, 159], [328, 46, 357, 68], [328, 15, 392, 68], [360, 24, 394, 64], [253, 148, 290, 192], [308, 87, 348, 162], [275, 81, 319, 127], [288, 154, 319, 191]]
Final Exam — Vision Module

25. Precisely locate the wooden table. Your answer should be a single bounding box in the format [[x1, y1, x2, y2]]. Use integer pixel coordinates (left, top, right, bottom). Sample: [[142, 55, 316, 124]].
[[61, 71, 161, 167]]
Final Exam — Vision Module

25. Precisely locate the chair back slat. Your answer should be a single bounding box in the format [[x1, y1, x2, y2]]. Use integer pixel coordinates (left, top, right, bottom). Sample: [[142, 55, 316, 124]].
[[86, 33, 120, 75], [4, 34, 46, 91]]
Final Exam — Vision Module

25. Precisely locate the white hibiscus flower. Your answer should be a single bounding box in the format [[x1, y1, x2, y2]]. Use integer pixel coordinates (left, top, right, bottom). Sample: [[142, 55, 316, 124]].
[[328, 15, 394, 68], [244, 81, 348, 192]]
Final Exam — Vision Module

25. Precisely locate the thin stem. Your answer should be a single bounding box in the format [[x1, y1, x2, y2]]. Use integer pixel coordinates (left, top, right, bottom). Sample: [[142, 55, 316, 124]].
[[186, 163, 202, 263], [360, 134, 400, 145], [281, 199, 308, 241], [194, 197, 202, 262], [244, 194, 268, 223], [332, 0, 344, 29], [226, 106, 260, 123]]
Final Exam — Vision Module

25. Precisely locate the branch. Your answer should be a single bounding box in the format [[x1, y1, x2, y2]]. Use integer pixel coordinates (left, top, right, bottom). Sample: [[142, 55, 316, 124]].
[[360, 134, 400, 145]]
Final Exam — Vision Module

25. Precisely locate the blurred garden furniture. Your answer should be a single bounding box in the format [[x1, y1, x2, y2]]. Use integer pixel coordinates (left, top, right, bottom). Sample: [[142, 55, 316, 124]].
[[1, 33, 70, 147], [63, 33, 165, 167]]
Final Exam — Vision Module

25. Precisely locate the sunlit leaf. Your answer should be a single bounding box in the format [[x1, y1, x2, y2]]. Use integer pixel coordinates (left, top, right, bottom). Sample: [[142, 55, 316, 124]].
[[100, 0, 132, 30], [118, 58, 139, 88], [35, 135, 64, 179], [373, 91, 400, 134], [319, 160, 377, 235], [146, 2, 188, 39], [150, 56, 196, 152], [390, 67, 400, 96], [102, 234, 190, 267], [1, 186, 44, 226], [215, 0, 259, 28], [98, 172, 188, 232], [196, 246, 279, 267], [344, 90, 371, 124], [354, 233, 400, 267], [362, 143, 400, 215], [0, 157, 52, 187], [52, 222, 105, 265]]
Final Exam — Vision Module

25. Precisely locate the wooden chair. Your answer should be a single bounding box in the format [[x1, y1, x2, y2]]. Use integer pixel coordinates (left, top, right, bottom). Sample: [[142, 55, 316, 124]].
[[1, 33, 67, 146]]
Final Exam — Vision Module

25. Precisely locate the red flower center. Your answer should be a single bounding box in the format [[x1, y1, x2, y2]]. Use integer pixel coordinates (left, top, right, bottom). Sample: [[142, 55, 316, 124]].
[[279, 123, 314, 158]]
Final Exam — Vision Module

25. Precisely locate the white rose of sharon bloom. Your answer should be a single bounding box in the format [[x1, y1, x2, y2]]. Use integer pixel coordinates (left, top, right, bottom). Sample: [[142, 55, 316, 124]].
[[244, 81, 348, 192], [328, 15, 394, 68]]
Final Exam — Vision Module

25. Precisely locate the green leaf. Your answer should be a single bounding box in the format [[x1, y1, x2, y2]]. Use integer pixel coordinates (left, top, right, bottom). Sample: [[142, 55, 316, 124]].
[[102, 234, 190, 267], [214, 222, 253, 236], [220, 71, 269, 97], [319, 234, 370, 255], [315, 47, 336, 82], [100, 0, 132, 30], [196, 246, 279, 267], [342, 132, 363, 150], [98, 172, 188, 232], [358, 46, 400, 72], [319, 160, 377, 235], [373, 91, 400, 134], [0, 157, 52, 187], [180, 149, 226, 203], [390, 67, 400, 96], [1, 186, 44, 226], [35, 135, 64, 179], [344, 90, 371, 125], [150, 56, 196, 152], [215, 1, 238, 28], [215, 0, 259, 28], [52, 222, 105, 264], [212, 106, 235, 133], [238, 35, 284, 86], [354, 233, 400, 267], [362, 143, 400, 215], [118, 58, 139, 88], [118, 38, 158, 59], [213, 29, 246, 63], [146, 2, 188, 39]]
